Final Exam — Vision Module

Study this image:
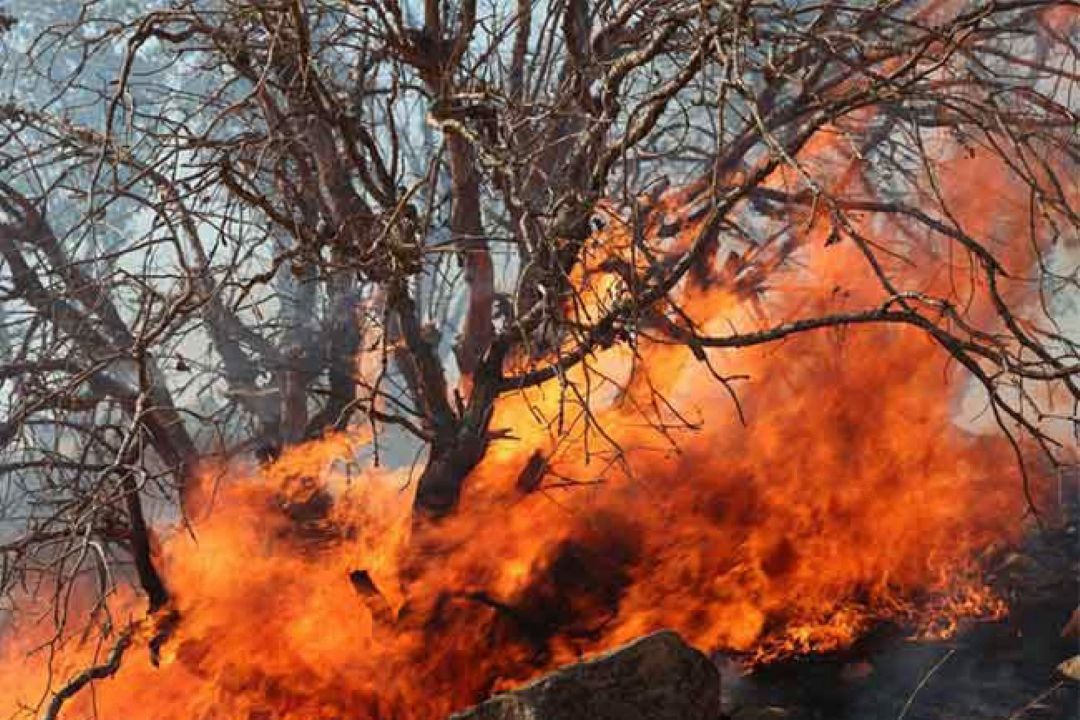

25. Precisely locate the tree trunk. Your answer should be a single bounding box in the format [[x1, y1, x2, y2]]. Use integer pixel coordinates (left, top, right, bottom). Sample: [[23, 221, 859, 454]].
[[412, 346, 505, 519], [121, 471, 170, 612], [413, 430, 488, 518]]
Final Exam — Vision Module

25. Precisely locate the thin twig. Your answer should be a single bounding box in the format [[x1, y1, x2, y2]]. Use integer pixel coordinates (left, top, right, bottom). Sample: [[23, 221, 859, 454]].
[[42, 627, 133, 720], [897, 648, 955, 720], [1004, 681, 1065, 720]]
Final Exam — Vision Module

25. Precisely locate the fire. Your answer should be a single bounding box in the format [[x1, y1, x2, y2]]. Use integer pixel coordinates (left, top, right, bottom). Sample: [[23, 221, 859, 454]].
[[0, 141, 1064, 718]]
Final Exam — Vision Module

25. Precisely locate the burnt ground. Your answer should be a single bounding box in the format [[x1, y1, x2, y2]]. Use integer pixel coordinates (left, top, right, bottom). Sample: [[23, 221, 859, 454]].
[[720, 517, 1079, 720]]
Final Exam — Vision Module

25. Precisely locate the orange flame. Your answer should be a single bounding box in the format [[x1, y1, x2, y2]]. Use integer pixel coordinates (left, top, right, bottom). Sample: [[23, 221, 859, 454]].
[[0, 142, 1065, 719]]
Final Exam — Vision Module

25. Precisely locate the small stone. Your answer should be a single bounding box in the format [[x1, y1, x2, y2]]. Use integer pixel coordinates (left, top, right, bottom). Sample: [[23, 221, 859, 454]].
[[1056, 655, 1080, 682]]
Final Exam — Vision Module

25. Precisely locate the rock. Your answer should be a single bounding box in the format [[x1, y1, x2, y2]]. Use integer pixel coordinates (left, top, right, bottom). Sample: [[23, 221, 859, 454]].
[[449, 630, 720, 720], [1056, 655, 1080, 682]]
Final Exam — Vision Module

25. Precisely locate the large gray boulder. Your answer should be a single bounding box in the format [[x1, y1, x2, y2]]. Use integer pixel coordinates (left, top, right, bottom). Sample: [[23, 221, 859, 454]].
[[450, 630, 720, 720]]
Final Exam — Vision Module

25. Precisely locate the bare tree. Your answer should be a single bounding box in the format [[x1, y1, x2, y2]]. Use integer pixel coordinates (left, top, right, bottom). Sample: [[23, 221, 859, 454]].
[[0, 0, 1076, 659]]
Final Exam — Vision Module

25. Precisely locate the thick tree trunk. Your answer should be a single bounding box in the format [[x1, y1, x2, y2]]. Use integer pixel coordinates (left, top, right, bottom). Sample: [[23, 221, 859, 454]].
[[412, 431, 488, 518], [412, 346, 505, 519]]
